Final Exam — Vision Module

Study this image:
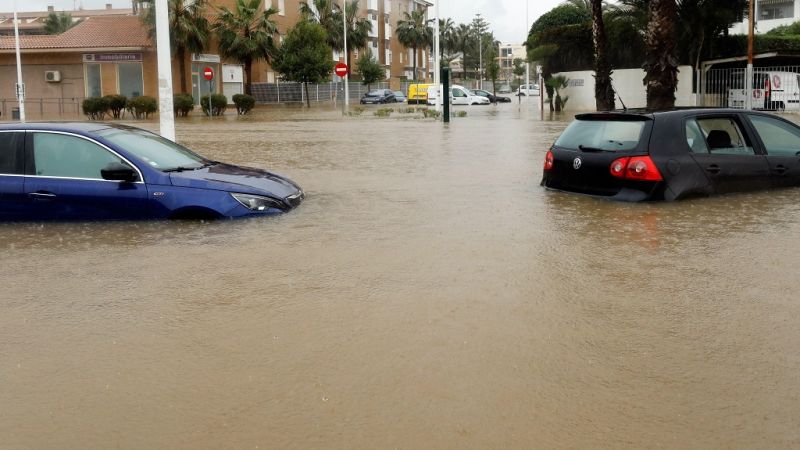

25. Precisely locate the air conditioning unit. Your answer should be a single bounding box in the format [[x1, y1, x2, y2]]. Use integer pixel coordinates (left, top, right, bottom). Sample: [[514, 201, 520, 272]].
[[45, 70, 61, 83]]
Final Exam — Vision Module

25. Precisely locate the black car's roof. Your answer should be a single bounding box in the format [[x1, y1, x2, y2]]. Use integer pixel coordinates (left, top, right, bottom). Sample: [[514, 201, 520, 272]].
[[575, 108, 766, 121], [0, 121, 141, 135]]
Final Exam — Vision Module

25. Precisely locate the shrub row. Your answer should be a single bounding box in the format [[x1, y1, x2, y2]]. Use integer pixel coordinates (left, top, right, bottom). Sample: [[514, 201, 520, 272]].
[[82, 93, 257, 120]]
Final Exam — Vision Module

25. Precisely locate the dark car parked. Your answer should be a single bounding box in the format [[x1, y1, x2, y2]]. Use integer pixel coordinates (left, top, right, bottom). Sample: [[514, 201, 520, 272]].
[[0, 123, 304, 221], [360, 89, 397, 104], [541, 108, 800, 201], [471, 89, 511, 103]]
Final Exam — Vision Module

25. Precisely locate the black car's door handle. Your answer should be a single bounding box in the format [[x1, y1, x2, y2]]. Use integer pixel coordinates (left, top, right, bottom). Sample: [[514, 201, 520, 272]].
[[28, 191, 57, 200], [706, 165, 721, 174], [775, 164, 788, 174]]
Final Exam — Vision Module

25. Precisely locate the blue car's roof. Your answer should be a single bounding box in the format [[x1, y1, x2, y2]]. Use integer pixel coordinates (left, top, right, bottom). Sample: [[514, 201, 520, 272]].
[[0, 121, 137, 135]]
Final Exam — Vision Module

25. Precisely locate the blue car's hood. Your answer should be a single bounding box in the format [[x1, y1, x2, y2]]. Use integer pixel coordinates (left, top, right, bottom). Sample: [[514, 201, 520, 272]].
[[169, 163, 301, 199]]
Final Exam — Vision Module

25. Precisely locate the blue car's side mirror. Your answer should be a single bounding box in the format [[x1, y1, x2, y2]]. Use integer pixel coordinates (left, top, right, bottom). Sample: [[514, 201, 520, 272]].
[[101, 162, 138, 183]]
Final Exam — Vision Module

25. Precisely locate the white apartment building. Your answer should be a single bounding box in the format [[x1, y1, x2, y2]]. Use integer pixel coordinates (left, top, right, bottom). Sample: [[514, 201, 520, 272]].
[[729, 0, 800, 34]]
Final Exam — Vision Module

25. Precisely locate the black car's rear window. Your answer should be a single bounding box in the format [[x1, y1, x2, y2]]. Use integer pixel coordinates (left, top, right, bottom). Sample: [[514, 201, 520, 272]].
[[555, 120, 645, 151]]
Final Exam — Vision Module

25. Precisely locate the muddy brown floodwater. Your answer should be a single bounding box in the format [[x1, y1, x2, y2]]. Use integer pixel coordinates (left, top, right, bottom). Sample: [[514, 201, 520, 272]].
[[2, 103, 800, 449]]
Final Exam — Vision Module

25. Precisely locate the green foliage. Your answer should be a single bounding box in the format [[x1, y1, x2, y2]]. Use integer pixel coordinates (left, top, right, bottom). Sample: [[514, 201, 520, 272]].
[[529, 4, 590, 36], [44, 12, 76, 34], [232, 94, 256, 115], [126, 96, 158, 119], [545, 75, 570, 111], [766, 21, 800, 36], [453, 111, 467, 118], [374, 108, 394, 117], [274, 21, 333, 107], [103, 95, 127, 119], [398, 107, 417, 114], [173, 94, 195, 117], [711, 35, 800, 59], [397, 10, 434, 81], [422, 109, 441, 119], [82, 97, 109, 120], [200, 94, 228, 116], [347, 106, 366, 116], [299, 0, 372, 55], [356, 50, 385, 90]]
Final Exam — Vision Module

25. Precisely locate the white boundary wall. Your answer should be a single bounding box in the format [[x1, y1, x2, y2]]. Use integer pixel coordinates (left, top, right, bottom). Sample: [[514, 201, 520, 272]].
[[554, 65, 695, 111]]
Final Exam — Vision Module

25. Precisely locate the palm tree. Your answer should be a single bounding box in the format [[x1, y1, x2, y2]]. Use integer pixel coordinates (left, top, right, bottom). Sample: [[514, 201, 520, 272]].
[[591, 0, 615, 110], [141, 0, 210, 94], [644, 0, 678, 109], [300, 0, 342, 50], [397, 10, 433, 81], [439, 17, 455, 58], [214, 0, 279, 95], [43, 12, 76, 34], [341, 0, 372, 66], [453, 23, 473, 80]]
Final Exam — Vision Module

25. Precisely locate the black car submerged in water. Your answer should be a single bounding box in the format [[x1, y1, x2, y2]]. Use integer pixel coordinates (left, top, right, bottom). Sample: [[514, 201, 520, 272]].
[[541, 108, 800, 201]]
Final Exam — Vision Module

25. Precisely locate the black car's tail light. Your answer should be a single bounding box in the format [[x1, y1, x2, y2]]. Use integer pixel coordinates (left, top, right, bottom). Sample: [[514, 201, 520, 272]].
[[544, 150, 554, 171], [609, 156, 663, 181]]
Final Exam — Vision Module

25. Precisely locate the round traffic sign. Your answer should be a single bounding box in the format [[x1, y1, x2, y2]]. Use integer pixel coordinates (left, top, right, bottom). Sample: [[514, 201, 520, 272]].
[[334, 63, 348, 77], [203, 67, 214, 81]]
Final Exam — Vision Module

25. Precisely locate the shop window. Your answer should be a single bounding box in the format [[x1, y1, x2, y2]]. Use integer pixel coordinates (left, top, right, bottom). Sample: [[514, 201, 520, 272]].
[[85, 63, 102, 98], [118, 62, 144, 98]]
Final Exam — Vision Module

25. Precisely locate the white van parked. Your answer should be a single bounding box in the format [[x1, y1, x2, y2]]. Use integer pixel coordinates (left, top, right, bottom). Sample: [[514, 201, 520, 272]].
[[728, 71, 800, 110], [427, 85, 490, 105], [517, 84, 540, 96]]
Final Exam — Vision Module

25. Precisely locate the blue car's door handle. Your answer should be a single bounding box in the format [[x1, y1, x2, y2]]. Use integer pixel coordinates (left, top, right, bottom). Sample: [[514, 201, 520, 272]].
[[28, 191, 57, 200]]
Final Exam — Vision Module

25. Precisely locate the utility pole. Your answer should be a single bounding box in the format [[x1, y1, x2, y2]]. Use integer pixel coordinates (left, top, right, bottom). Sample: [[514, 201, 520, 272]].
[[525, 0, 530, 99], [343, 0, 349, 109], [746, 0, 755, 110], [434, 0, 441, 111], [13, 0, 25, 122], [478, 14, 483, 90], [155, 0, 175, 140]]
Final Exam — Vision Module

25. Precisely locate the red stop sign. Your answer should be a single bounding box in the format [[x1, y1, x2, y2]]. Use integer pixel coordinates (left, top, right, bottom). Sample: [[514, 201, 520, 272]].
[[203, 67, 214, 81], [334, 63, 348, 77]]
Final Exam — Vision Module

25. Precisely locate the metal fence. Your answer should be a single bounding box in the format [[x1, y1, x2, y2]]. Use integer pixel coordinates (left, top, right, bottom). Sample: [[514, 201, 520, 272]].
[[250, 81, 392, 104], [0, 97, 84, 120], [701, 65, 800, 111]]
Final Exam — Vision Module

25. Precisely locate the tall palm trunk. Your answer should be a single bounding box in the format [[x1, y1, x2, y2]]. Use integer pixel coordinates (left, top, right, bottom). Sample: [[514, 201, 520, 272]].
[[644, 0, 678, 109], [244, 59, 253, 95], [413, 47, 418, 81], [591, 0, 614, 111], [177, 47, 188, 94]]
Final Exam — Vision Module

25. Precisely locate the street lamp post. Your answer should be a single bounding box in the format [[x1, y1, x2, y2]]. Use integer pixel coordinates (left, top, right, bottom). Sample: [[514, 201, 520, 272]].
[[155, 0, 175, 140], [434, 0, 441, 111], [525, 0, 530, 100], [343, 0, 349, 109], [12, 0, 25, 122]]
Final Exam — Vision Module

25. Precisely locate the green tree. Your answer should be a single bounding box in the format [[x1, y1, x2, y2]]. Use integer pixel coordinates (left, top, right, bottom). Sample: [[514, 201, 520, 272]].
[[356, 49, 384, 91], [512, 58, 526, 89], [485, 50, 501, 100], [644, 0, 678, 109], [397, 9, 433, 81], [453, 23, 474, 80], [545, 75, 569, 111], [342, 0, 372, 65], [274, 21, 334, 108], [141, 0, 211, 94], [439, 18, 455, 59], [214, 0, 279, 95], [299, 0, 372, 65], [43, 12, 76, 34]]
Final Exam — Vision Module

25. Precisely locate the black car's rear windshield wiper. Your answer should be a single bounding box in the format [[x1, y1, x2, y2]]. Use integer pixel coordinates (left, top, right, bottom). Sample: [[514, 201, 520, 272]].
[[578, 144, 616, 153]]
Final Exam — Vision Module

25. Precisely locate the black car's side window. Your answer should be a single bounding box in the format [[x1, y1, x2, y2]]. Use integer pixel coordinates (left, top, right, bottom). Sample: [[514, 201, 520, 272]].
[[32, 133, 129, 180], [685, 120, 710, 154], [0, 131, 25, 175], [695, 117, 755, 155], [748, 114, 800, 156]]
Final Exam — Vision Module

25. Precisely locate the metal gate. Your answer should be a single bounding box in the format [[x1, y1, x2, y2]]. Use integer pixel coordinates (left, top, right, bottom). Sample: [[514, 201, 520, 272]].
[[701, 65, 800, 111]]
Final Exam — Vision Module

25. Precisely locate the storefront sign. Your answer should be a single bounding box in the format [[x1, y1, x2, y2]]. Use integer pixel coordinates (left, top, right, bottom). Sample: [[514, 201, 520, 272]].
[[83, 53, 142, 63], [567, 79, 585, 87], [192, 53, 221, 63]]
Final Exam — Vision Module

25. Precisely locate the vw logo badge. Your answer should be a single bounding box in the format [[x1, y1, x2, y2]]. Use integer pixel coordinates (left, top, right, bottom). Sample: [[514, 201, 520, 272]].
[[573, 157, 582, 170]]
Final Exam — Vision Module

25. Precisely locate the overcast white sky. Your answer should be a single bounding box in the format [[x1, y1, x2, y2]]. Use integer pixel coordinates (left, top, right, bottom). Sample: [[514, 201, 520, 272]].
[[10, 0, 566, 43]]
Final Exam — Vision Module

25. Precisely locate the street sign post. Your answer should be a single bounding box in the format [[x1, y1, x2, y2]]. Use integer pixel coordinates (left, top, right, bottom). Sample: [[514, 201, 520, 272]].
[[203, 66, 214, 117], [334, 63, 348, 78]]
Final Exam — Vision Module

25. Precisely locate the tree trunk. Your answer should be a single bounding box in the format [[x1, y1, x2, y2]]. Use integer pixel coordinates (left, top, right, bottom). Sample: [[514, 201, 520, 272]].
[[644, 0, 679, 110], [413, 47, 418, 81], [591, 0, 615, 111], [245, 59, 253, 96], [305, 81, 311, 108], [177, 47, 188, 94]]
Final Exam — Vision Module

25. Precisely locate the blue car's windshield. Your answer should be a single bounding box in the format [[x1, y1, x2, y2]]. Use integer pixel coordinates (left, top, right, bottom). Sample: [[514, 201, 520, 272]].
[[96, 128, 208, 171]]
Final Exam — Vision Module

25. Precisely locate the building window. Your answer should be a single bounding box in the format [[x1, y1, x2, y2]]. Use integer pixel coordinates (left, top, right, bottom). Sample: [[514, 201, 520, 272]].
[[278, 0, 285, 15], [85, 63, 102, 97], [118, 62, 144, 98], [760, 0, 794, 20]]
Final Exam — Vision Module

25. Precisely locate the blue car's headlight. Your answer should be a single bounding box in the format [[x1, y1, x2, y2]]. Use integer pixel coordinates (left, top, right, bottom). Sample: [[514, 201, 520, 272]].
[[231, 193, 286, 211]]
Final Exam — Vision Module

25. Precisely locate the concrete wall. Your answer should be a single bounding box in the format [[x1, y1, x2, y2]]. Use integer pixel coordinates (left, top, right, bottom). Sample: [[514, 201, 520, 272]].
[[553, 65, 695, 111]]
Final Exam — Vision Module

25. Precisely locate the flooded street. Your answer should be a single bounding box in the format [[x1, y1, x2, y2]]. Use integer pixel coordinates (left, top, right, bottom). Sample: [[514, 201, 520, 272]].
[[2, 102, 800, 448]]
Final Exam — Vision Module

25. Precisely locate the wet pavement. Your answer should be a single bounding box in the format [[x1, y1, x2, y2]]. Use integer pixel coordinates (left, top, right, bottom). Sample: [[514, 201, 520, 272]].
[[2, 101, 800, 448]]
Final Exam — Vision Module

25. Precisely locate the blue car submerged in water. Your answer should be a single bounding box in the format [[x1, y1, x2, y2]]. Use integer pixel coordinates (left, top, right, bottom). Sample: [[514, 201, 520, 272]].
[[0, 122, 304, 220]]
